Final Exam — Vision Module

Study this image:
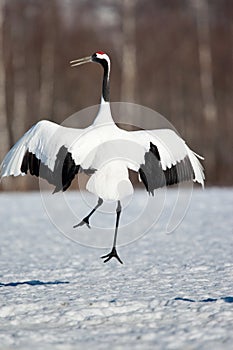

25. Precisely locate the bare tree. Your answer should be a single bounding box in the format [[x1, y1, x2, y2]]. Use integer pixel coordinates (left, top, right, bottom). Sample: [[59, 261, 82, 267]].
[[2, 1, 15, 148], [0, 0, 9, 168], [39, 1, 57, 120], [121, 0, 136, 103], [192, 0, 218, 175], [193, 0, 217, 123], [119, 0, 138, 134], [11, 1, 27, 145]]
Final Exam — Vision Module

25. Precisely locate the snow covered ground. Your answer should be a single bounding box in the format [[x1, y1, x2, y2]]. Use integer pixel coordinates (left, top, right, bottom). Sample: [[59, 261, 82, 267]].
[[0, 188, 233, 350]]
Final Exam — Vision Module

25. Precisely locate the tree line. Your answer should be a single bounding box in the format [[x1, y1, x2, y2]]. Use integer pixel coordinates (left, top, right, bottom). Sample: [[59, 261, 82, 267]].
[[0, 0, 232, 190]]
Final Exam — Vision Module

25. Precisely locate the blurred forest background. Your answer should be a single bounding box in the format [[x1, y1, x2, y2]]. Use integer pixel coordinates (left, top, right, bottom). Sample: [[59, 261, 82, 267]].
[[0, 0, 232, 190]]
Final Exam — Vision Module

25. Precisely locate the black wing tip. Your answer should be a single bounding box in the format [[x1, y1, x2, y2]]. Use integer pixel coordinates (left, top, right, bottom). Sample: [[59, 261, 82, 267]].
[[139, 142, 194, 194], [21, 147, 80, 193]]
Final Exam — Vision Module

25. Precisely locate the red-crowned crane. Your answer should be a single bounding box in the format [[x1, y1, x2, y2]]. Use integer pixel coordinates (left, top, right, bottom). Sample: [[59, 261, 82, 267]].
[[0, 51, 205, 264]]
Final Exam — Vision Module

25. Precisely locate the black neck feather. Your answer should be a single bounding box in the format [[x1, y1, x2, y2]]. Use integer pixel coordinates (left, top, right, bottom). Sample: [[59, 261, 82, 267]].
[[100, 59, 110, 102]]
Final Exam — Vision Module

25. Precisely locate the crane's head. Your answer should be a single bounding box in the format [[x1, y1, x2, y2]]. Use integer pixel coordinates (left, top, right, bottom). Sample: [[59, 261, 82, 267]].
[[70, 51, 110, 70]]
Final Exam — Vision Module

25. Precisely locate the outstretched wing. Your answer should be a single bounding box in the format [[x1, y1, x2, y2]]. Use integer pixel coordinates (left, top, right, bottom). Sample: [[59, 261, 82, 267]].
[[0, 120, 83, 192], [128, 128, 204, 194]]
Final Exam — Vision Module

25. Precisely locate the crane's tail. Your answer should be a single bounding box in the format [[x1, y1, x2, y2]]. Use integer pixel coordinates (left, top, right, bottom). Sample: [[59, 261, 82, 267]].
[[186, 146, 205, 188]]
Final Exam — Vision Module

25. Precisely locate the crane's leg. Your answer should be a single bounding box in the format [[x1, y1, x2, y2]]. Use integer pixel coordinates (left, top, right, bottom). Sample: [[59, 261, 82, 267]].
[[101, 201, 123, 264], [73, 198, 103, 229]]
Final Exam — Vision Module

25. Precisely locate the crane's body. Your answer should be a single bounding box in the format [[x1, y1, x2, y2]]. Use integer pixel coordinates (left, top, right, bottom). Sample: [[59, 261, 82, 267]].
[[0, 51, 205, 264]]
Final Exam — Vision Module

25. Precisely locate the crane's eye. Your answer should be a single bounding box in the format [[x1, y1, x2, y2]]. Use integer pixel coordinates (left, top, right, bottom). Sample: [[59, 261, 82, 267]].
[[92, 53, 103, 62]]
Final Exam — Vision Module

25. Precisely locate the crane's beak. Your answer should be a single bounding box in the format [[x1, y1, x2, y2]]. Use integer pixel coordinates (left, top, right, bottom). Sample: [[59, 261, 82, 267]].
[[70, 56, 92, 67]]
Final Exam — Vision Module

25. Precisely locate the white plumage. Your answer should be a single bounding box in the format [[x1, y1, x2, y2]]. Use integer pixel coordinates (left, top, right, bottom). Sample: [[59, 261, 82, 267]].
[[0, 114, 204, 199], [0, 51, 205, 264]]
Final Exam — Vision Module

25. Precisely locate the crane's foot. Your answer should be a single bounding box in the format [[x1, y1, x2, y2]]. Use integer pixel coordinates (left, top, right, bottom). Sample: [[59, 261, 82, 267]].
[[73, 217, 91, 229], [101, 247, 123, 264]]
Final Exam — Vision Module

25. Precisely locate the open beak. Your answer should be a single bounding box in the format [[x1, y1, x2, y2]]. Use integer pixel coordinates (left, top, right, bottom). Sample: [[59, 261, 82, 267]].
[[70, 56, 92, 67]]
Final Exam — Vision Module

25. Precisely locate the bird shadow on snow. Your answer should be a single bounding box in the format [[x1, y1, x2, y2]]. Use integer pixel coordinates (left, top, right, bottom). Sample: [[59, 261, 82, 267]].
[[174, 296, 233, 304], [0, 280, 69, 287]]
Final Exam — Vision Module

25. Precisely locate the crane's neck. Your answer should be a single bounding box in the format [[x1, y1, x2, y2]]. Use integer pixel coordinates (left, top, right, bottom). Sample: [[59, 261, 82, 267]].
[[101, 59, 110, 102], [92, 54, 114, 126]]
